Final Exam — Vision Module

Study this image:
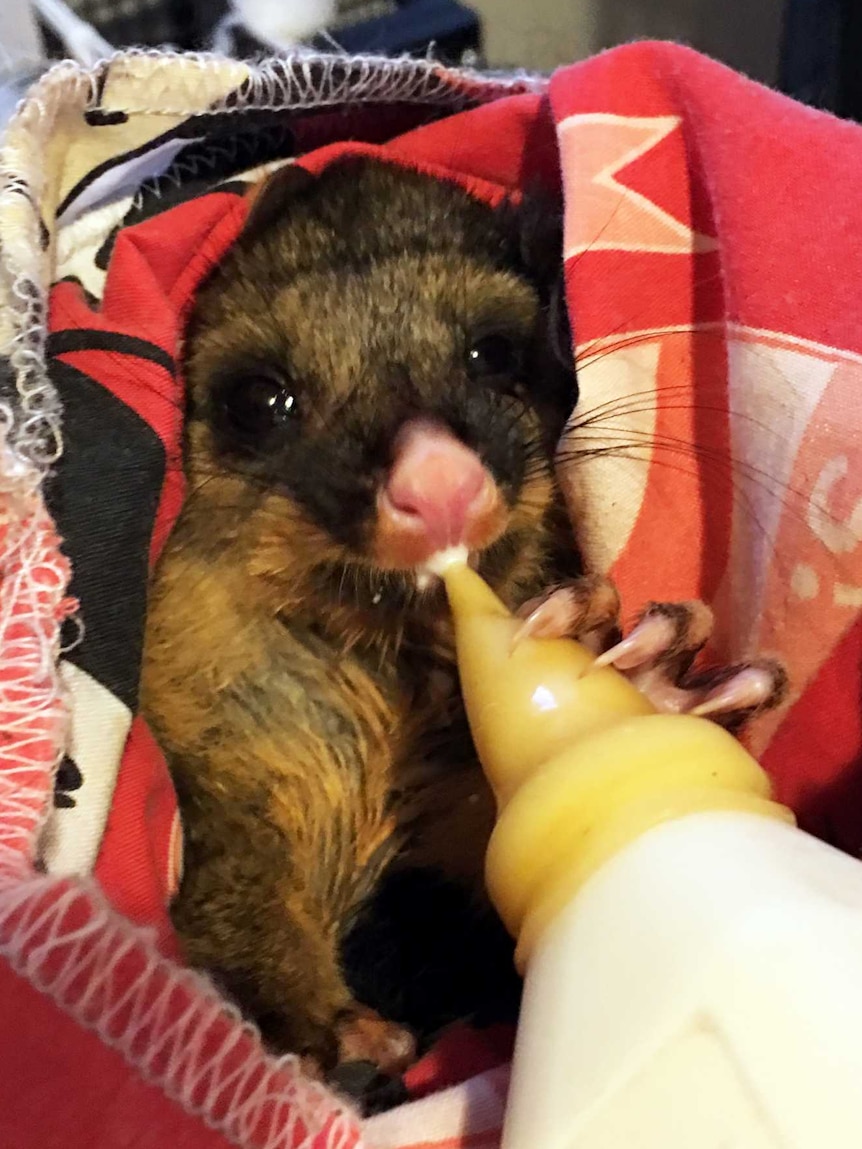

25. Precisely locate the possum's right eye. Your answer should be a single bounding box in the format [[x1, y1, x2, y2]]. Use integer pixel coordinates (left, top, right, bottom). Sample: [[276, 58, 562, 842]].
[[217, 373, 299, 442]]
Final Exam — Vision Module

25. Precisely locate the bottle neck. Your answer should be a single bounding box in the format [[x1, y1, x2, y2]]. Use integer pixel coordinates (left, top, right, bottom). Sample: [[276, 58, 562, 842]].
[[484, 713, 795, 971]]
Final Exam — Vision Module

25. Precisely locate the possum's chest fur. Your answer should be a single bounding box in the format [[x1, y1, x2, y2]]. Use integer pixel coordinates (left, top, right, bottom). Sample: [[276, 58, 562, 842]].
[[141, 521, 496, 964]]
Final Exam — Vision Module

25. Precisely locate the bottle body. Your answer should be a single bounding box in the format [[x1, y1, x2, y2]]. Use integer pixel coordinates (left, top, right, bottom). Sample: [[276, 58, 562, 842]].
[[503, 811, 862, 1149]]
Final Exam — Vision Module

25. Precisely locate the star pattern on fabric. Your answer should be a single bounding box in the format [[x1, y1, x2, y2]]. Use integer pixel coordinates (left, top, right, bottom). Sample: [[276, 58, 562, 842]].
[[557, 113, 718, 256]]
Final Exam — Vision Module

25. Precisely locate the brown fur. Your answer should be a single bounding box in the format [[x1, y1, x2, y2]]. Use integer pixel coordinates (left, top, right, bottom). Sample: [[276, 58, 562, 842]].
[[140, 157, 578, 1071]]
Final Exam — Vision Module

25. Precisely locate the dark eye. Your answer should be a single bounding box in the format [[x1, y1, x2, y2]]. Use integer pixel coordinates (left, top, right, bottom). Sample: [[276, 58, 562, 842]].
[[466, 334, 521, 380], [220, 373, 299, 439]]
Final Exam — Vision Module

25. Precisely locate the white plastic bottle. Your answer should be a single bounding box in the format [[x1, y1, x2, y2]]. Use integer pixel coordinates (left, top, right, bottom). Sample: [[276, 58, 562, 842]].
[[505, 810, 862, 1149]]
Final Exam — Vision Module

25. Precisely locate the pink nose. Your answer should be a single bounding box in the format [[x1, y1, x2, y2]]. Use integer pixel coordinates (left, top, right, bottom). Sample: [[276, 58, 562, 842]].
[[383, 420, 491, 552]]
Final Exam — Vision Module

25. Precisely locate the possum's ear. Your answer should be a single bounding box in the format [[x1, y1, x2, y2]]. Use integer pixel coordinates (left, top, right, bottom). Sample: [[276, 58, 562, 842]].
[[510, 193, 566, 298], [242, 163, 318, 240], [503, 192, 575, 380]]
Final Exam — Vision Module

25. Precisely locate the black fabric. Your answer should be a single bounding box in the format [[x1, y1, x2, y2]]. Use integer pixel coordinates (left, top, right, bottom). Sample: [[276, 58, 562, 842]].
[[0, 358, 16, 403], [45, 359, 165, 712], [46, 331, 176, 375], [311, 0, 482, 62], [54, 755, 84, 809]]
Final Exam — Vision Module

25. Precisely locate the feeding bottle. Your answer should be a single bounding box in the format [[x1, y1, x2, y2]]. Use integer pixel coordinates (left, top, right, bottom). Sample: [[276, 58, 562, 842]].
[[438, 554, 862, 1149]]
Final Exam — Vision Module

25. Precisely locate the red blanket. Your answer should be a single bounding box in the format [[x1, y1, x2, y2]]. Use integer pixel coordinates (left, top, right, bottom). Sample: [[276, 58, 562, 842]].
[[2, 39, 862, 1149]]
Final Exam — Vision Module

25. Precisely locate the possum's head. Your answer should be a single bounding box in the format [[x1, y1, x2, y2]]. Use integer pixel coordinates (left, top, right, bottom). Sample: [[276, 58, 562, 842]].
[[182, 157, 576, 614]]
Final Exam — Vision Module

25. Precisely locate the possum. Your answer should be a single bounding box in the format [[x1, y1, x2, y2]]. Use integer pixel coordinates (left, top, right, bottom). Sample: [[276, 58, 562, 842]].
[[140, 156, 784, 1102]]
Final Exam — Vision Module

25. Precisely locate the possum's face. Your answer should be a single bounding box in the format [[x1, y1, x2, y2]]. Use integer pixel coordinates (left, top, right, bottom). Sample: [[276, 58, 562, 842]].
[[182, 158, 575, 605]]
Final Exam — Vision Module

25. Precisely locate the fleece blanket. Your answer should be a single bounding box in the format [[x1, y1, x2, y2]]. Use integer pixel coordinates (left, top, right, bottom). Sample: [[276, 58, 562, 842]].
[[1, 39, 862, 1149]]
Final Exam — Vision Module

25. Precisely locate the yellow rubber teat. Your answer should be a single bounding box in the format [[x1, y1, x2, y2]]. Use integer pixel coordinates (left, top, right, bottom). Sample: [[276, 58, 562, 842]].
[[440, 559, 795, 969]]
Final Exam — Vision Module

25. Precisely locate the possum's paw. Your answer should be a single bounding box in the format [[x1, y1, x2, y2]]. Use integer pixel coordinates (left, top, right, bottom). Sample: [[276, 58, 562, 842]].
[[326, 1005, 416, 1112], [597, 602, 788, 729], [513, 580, 787, 730], [332, 1004, 416, 1079], [512, 575, 620, 652]]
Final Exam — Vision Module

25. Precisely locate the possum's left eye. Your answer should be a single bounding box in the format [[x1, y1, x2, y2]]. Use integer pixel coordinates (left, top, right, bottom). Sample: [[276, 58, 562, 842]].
[[466, 334, 522, 381], [219, 373, 299, 441]]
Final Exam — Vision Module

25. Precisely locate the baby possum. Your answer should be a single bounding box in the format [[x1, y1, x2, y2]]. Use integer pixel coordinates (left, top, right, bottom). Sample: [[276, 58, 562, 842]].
[[141, 157, 783, 1090]]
